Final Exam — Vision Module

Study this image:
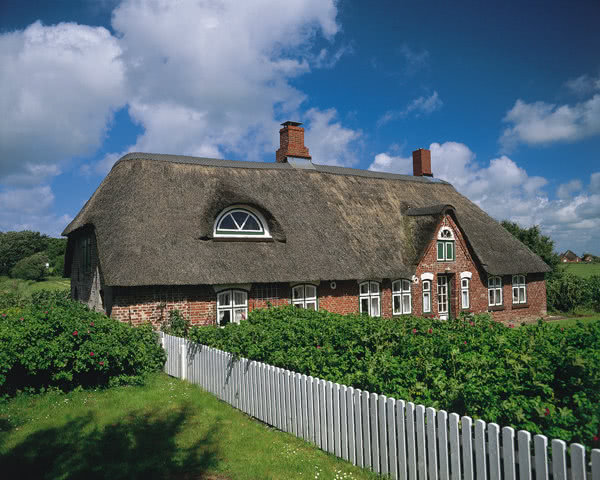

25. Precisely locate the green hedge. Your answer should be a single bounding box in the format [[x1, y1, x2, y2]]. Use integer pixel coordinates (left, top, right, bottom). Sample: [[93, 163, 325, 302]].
[[0, 291, 166, 395], [190, 306, 600, 447], [547, 273, 600, 312]]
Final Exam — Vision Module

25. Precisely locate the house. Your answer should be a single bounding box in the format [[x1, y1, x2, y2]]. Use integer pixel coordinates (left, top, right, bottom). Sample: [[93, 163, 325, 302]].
[[63, 122, 550, 326], [560, 250, 581, 263], [582, 254, 595, 263]]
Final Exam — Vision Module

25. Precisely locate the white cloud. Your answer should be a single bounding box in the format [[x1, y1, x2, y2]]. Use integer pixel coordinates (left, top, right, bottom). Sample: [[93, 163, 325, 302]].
[[369, 142, 600, 253], [500, 94, 600, 149], [565, 74, 600, 96], [378, 91, 442, 126], [0, 21, 126, 184], [304, 108, 362, 166], [399, 44, 429, 75]]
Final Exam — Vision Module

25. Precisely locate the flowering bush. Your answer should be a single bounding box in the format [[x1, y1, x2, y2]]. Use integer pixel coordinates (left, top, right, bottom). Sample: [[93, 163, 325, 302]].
[[0, 291, 165, 395], [190, 306, 600, 446]]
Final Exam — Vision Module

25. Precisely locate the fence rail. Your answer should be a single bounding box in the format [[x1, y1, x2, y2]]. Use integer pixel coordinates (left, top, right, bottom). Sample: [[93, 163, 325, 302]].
[[160, 332, 599, 479]]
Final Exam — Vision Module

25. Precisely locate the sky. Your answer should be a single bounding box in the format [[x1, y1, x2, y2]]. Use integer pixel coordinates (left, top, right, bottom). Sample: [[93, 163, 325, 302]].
[[1, 0, 599, 255]]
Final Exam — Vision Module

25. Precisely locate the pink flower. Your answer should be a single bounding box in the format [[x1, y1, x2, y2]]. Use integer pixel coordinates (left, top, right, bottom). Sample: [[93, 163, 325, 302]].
[[99, 361, 104, 366], [594, 435, 599, 442], [73, 331, 78, 336], [469, 321, 474, 326], [316, 345, 321, 349], [560, 328, 564, 332], [509, 324, 514, 328], [428, 328, 433, 334], [1, 313, 6, 317], [20, 317, 24, 321], [412, 328, 417, 334], [44, 311, 48, 314], [544, 408, 550, 416], [90, 322, 94, 327], [90, 352, 94, 357], [464, 341, 467, 345]]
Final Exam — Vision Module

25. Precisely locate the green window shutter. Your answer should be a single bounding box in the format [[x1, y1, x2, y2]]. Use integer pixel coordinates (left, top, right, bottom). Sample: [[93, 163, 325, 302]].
[[437, 241, 444, 260], [446, 241, 455, 261]]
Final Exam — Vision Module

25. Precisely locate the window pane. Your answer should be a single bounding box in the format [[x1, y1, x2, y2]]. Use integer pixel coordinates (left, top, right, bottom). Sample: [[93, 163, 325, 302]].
[[462, 279, 468, 288], [292, 286, 303, 300], [446, 242, 454, 260], [519, 287, 525, 303], [233, 308, 246, 323], [218, 291, 231, 307], [231, 211, 248, 228], [402, 294, 411, 314], [218, 214, 237, 230], [462, 290, 469, 309], [392, 281, 400, 293], [423, 280, 430, 292], [360, 282, 369, 295], [293, 301, 304, 308], [393, 295, 401, 314], [402, 280, 410, 292], [437, 241, 444, 260], [489, 290, 494, 306], [513, 287, 519, 303], [305, 285, 316, 299], [423, 292, 431, 313], [243, 215, 261, 231], [370, 282, 379, 294], [370, 297, 380, 317], [361, 297, 369, 313], [218, 309, 231, 326], [233, 291, 247, 306], [306, 301, 317, 311]]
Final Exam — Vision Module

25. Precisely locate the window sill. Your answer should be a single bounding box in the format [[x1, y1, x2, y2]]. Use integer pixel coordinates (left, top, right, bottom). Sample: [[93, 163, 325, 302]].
[[212, 237, 275, 243], [512, 303, 529, 309], [461, 308, 472, 313], [488, 305, 505, 312]]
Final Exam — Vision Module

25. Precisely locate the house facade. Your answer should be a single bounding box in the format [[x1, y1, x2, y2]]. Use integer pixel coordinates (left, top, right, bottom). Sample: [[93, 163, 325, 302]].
[[560, 250, 581, 263], [64, 122, 550, 326]]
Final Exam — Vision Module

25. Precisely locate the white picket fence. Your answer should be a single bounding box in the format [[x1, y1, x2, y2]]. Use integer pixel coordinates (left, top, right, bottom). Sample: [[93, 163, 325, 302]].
[[159, 332, 599, 479]]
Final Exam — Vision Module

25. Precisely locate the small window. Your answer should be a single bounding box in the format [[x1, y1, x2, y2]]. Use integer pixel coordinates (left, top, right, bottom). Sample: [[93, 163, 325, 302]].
[[359, 281, 380, 317], [392, 279, 412, 315], [512, 275, 527, 304], [436, 227, 455, 262], [461, 278, 470, 309], [217, 289, 248, 326], [422, 280, 431, 313], [292, 284, 318, 310], [488, 276, 503, 307], [214, 207, 270, 238]]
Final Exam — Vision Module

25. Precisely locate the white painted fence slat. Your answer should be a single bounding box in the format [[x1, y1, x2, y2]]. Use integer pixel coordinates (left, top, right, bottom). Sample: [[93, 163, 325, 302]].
[[379, 395, 389, 476], [313, 377, 321, 448], [308, 376, 316, 444], [370, 392, 380, 473], [449, 413, 461, 480], [334, 383, 342, 457], [488, 423, 501, 480], [362, 390, 371, 470], [461, 416, 474, 480], [551, 439, 567, 480], [295, 374, 303, 438], [437, 410, 449, 480], [290, 372, 298, 436], [347, 386, 356, 465], [340, 384, 348, 461], [397, 400, 408, 480], [474, 419, 487, 480], [518, 430, 532, 480], [301, 375, 309, 441], [415, 405, 427, 480], [406, 402, 417, 480], [387, 397, 398, 480], [592, 449, 600, 480], [426, 407, 438, 480], [320, 380, 327, 450], [354, 389, 363, 468], [503, 427, 517, 480], [533, 435, 548, 480], [327, 381, 335, 454], [570, 443, 587, 480]]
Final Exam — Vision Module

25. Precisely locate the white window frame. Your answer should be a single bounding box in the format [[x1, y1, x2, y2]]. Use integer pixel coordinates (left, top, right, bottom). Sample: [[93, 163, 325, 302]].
[[392, 279, 412, 315], [436, 227, 455, 261], [359, 281, 380, 317], [438, 275, 449, 316], [217, 289, 248, 326], [422, 280, 432, 313], [292, 284, 318, 310], [461, 278, 470, 309], [512, 275, 527, 304], [488, 276, 503, 307], [214, 206, 271, 238]]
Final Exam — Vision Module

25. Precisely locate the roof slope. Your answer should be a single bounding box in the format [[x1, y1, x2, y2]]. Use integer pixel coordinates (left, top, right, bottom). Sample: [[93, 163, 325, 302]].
[[63, 153, 550, 286]]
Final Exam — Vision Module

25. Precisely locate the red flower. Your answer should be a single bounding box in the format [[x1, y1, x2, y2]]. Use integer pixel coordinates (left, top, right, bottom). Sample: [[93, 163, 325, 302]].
[[544, 407, 550, 416], [509, 324, 514, 328], [412, 328, 417, 334], [469, 321, 474, 326], [464, 341, 467, 345], [99, 361, 104, 366], [316, 345, 321, 349], [73, 331, 78, 336], [594, 435, 599, 442], [44, 311, 48, 314], [90, 352, 94, 356], [90, 322, 94, 327], [1, 313, 6, 317], [20, 317, 24, 321], [428, 328, 433, 334], [560, 328, 564, 332]]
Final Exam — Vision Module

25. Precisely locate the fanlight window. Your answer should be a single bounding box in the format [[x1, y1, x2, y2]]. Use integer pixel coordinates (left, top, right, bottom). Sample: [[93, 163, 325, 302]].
[[214, 207, 270, 238]]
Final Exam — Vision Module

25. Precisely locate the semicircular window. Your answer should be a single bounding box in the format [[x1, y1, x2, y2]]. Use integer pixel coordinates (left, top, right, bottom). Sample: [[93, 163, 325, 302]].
[[214, 207, 270, 238]]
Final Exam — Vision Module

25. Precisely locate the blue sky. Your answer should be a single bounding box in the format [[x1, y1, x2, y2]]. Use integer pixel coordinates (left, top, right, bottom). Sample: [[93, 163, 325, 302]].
[[1, 0, 599, 255]]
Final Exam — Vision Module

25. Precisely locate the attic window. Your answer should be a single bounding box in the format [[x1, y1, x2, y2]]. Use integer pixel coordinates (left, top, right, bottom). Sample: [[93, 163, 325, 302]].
[[437, 227, 455, 261], [214, 206, 270, 238]]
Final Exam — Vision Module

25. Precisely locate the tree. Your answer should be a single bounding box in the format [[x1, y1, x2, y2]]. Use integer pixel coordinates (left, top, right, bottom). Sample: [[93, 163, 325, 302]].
[[10, 252, 49, 281], [0, 231, 49, 276], [500, 221, 561, 279]]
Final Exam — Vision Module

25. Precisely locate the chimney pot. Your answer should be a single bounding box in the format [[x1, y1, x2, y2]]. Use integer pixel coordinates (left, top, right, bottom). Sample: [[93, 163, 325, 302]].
[[412, 148, 433, 177], [276, 121, 311, 163]]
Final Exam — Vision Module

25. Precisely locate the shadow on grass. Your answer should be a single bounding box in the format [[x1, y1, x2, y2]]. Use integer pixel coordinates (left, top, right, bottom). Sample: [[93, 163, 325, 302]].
[[1, 405, 224, 480]]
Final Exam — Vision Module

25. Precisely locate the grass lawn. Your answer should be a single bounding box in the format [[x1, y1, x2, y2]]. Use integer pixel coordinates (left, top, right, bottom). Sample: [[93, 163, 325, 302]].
[[0, 373, 377, 480], [563, 263, 600, 278], [0, 275, 70, 296], [544, 316, 600, 328]]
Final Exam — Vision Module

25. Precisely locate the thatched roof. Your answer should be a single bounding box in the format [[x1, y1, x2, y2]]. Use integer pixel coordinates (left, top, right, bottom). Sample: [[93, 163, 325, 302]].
[[63, 153, 550, 286]]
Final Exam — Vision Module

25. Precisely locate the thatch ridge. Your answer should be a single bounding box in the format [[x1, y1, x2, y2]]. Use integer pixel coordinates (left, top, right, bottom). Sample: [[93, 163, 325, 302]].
[[63, 153, 550, 286]]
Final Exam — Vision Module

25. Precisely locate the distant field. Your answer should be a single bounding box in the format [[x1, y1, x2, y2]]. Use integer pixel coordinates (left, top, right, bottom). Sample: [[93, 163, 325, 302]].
[[0, 275, 70, 296], [563, 263, 600, 278]]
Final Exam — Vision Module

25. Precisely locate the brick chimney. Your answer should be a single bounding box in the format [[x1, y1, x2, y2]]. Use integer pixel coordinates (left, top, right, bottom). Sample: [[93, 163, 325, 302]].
[[276, 121, 311, 163], [412, 148, 433, 177]]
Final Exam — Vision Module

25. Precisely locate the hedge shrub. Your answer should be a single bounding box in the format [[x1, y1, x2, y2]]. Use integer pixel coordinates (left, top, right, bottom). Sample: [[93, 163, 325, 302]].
[[10, 252, 48, 281], [547, 273, 600, 312], [190, 306, 600, 447], [0, 291, 166, 395]]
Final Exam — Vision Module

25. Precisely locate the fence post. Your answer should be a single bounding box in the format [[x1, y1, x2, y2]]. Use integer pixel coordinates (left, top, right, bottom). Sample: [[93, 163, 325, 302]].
[[180, 340, 187, 380]]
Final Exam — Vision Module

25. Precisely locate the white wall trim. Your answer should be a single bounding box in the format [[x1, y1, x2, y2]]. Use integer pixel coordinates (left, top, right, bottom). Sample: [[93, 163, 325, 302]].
[[460, 271, 472, 280], [420, 272, 434, 281]]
